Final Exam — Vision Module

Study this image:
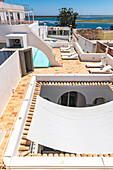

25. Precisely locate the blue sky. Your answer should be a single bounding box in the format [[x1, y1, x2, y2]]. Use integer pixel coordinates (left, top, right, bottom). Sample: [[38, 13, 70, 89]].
[[6, 0, 113, 15]]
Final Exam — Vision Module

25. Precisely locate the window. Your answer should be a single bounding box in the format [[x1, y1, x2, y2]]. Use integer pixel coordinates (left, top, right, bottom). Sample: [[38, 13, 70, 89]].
[[60, 30, 62, 35], [58, 91, 86, 107], [6, 12, 9, 21], [17, 13, 20, 20], [48, 31, 52, 35], [64, 30, 69, 35], [93, 97, 106, 105], [10, 12, 13, 19], [53, 30, 56, 35]]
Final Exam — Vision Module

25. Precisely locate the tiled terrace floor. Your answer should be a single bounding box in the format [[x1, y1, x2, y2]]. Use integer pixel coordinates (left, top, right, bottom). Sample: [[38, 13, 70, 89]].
[[33, 48, 89, 74], [0, 48, 90, 168]]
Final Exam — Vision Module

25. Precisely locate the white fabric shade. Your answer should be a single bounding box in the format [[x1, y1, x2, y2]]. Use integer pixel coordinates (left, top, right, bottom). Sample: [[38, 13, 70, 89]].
[[27, 96, 113, 154]]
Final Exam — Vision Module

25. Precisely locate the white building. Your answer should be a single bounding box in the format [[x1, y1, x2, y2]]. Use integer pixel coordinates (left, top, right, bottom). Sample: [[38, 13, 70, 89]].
[[0, 1, 34, 25], [1, 2, 113, 169], [48, 26, 71, 40], [0, 1, 60, 115]]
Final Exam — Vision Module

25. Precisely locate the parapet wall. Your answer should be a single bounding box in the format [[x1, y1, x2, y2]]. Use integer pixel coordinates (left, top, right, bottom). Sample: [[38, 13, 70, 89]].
[[97, 41, 113, 56], [72, 30, 97, 53], [0, 51, 21, 115], [74, 42, 103, 62]]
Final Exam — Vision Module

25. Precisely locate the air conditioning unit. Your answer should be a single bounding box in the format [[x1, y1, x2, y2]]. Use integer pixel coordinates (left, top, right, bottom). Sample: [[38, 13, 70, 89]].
[[6, 33, 27, 48], [14, 39, 21, 45]]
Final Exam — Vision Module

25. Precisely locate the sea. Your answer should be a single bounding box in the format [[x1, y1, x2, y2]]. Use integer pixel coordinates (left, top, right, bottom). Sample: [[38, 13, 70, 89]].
[[33, 15, 113, 29]]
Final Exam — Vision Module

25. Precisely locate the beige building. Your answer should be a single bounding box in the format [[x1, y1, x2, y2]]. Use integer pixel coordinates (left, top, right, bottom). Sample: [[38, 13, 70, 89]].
[[98, 30, 113, 40]]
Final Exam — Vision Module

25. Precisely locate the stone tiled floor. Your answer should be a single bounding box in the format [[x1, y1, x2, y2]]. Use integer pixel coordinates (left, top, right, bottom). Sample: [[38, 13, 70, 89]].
[[0, 48, 89, 167], [33, 48, 89, 74]]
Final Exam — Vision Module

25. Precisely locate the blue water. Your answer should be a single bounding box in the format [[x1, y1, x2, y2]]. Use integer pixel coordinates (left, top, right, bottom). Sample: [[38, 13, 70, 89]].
[[76, 22, 112, 29], [32, 16, 113, 29], [33, 49, 50, 67]]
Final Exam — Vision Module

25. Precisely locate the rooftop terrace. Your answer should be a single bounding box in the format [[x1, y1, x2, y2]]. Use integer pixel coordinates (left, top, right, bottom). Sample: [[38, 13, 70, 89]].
[[0, 48, 111, 168]]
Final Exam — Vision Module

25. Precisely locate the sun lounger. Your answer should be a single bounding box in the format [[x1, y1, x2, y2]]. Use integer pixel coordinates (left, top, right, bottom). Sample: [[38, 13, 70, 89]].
[[61, 51, 77, 56], [60, 46, 70, 51], [62, 53, 78, 60], [60, 49, 70, 53], [89, 65, 112, 74], [86, 56, 107, 68], [86, 62, 103, 68]]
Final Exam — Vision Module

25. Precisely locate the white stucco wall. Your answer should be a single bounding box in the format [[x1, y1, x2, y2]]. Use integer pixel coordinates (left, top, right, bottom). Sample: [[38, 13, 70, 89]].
[[36, 74, 113, 82], [0, 23, 59, 66], [74, 42, 113, 67], [51, 41, 68, 48], [19, 13, 25, 21], [31, 47, 37, 56], [74, 42, 104, 62], [0, 2, 25, 11], [0, 12, 7, 21], [39, 26, 48, 39], [40, 85, 113, 105], [6, 34, 27, 48], [0, 2, 25, 22], [29, 22, 39, 36], [78, 36, 97, 53], [4, 76, 36, 157], [48, 35, 69, 40], [29, 23, 48, 39], [106, 54, 113, 68], [73, 30, 97, 53], [13, 12, 18, 21], [0, 51, 21, 115]]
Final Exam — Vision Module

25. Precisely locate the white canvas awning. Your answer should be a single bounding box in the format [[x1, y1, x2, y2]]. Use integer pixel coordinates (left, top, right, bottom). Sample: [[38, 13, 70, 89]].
[[27, 96, 113, 154]]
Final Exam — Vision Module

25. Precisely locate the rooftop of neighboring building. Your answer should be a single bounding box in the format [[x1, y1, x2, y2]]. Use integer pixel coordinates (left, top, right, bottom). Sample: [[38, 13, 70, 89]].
[[75, 29, 113, 41]]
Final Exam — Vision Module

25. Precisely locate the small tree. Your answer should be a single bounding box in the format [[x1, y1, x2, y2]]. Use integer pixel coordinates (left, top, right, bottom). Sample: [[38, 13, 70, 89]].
[[57, 8, 78, 28]]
